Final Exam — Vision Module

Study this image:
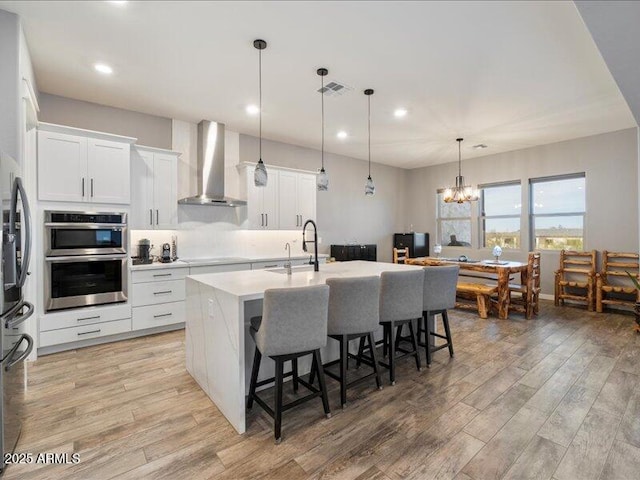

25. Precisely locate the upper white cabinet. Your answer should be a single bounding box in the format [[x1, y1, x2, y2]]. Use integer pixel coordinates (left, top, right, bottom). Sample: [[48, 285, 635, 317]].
[[131, 146, 179, 230], [240, 164, 316, 230], [246, 168, 279, 230], [37, 123, 135, 204]]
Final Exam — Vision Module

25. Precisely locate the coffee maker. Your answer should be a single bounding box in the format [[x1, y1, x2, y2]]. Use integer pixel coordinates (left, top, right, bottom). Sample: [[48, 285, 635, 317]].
[[135, 239, 152, 265]]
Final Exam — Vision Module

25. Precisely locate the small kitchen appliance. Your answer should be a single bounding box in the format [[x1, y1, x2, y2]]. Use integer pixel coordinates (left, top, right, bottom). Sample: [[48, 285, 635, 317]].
[[161, 243, 172, 263], [137, 239, 152, 265]]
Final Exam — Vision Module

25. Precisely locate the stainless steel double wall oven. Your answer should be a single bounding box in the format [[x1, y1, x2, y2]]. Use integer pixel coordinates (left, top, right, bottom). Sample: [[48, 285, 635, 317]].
[[44, 211, 128, 312]]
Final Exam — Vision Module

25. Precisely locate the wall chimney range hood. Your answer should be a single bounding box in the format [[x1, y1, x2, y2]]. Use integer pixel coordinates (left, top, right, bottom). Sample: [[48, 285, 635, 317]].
[[178, 120, 246, 207]]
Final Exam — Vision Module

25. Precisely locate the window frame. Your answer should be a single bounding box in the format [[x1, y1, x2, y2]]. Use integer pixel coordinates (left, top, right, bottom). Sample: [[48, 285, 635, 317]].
[[436, 189, 473, 248], [478, 180, 522, 251], [529, 173, 586, 251]]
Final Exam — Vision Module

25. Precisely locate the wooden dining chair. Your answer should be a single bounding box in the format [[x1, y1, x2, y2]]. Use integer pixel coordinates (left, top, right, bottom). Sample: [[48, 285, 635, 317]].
[[393, 247, 409, 264], [595, 251, 640, 313], [554, 250, 597, 311], [508, 252, 541, 319]]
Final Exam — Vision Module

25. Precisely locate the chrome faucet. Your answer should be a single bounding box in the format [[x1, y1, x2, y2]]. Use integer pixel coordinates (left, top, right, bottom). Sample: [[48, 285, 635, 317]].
[[302, 219, 319, 272], [284, 242, 292, 276]]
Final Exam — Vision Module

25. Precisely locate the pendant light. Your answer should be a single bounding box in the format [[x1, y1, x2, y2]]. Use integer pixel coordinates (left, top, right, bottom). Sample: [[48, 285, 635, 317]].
[[316, 68, 329, 191], [364, 89, 375, 196], [442, 138, 479, 203], [253, 39, 268, 187]]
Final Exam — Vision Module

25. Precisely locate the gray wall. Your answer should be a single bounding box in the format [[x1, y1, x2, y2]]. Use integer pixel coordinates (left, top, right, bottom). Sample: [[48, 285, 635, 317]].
[[38, 93, 172, 149], [0, 10, 19, 158], [405, 128, 639, 295], [240, 135, 408, 262]]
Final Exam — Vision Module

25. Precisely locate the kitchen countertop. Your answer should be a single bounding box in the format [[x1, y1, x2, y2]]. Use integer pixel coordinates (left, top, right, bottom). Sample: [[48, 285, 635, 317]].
[[187, 260, 421, 300], [129, 254, 329, 271]]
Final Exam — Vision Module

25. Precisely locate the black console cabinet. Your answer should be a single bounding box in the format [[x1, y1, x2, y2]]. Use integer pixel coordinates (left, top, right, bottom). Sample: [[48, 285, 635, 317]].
[[393, 233, 429, 258], [330, 244, 377, 262]]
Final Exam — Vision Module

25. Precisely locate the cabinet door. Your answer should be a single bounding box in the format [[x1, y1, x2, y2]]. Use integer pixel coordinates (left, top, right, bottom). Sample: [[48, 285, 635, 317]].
[[38, 131, 86, 202], [277, 170, 298, 230], [87, 139, 130, 204], [153, 153, 178, 229], [262, 170, 279, 230], [246, 172, 265, 229], [131, 150, 155, 229], [297, 173, 317, 224]]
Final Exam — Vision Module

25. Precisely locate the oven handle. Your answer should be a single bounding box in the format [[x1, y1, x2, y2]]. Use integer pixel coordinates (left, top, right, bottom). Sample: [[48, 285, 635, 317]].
[[2, 300, 34, 329], [45, 254, 128, 262], [3, 334, 34, 372], [44, 223, 127, 228]]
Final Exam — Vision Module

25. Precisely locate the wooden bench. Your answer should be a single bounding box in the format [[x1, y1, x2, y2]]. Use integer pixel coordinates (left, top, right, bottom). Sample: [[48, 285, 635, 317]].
[[456, 282, 498, 319]]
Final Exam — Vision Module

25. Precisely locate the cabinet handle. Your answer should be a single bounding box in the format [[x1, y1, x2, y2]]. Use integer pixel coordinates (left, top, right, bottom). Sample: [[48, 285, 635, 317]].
[[90, 178, 94, 198], [77, 315, 100, 322], [156, 210, 159, 225], [261, 213, 264, 227], [150, 209, 153, 226], [153, 313, 173, 319], [82, 178, 85, 197], [153, 290, 173, 295], [265, 213, 268, 227], [263, 264, 278, 268], [152, 273, 172, 278], [78, 329, 101, 336]]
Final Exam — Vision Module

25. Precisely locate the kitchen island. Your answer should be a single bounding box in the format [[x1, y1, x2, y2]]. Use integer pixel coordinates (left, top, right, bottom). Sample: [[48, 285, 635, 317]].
[[185, 260, 424, 433]]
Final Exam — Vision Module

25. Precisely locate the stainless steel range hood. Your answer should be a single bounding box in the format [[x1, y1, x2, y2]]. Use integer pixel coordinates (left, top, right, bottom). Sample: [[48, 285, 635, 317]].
[[178, 120, 246, 207]]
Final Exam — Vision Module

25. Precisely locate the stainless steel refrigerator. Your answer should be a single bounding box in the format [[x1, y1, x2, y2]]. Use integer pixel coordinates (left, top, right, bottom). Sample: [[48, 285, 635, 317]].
[[0, 152, 34, 475]]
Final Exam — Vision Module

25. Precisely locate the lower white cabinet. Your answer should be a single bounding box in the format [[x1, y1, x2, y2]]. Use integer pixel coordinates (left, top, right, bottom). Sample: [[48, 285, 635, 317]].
[[39, 304, 132, 348], [132, 267, 186, 331]]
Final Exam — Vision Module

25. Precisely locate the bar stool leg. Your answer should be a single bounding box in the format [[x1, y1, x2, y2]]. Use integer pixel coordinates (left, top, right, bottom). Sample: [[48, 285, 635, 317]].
[[408, 319, 422, 371], [424, 312, 433, 367], [356, 336, 366, 368], [368, 332, 382, 390], [388, 321, 396, 385], [274, 358, 284, 443], [442, 310, 454, 357], [313, 350, 331, 418], [292, 358, 299, 392], [383, 324, 389, 358], [340, 335, 348, 407], [247, 347, 261, 409], [308, 351, 317, 386]]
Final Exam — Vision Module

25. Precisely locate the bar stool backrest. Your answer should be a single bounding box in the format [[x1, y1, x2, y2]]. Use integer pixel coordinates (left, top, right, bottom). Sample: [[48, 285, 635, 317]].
[[423, 265, 459, 311], [379, 270, 424, 322], [326, 276, 380, 335], [256, 285, 330, 356]]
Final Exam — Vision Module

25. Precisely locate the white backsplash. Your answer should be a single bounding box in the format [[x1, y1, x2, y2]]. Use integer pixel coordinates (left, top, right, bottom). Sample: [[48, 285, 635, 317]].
[[130, 205, 312, 260]]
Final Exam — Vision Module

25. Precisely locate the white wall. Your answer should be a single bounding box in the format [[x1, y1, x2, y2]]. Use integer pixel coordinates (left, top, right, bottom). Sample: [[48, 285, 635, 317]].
[[0, 10, 19, 158], [405, 128, 639, 294]]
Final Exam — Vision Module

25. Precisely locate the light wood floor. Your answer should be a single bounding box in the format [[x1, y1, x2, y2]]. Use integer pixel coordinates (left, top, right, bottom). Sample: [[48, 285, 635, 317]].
[[7, 302, 640, 480]]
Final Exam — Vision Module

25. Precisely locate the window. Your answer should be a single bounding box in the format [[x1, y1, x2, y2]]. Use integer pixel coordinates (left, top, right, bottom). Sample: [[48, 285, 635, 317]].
[[437, 191, 472, 246], [530, 174, 585, 250], [480, 182, 522, 249]]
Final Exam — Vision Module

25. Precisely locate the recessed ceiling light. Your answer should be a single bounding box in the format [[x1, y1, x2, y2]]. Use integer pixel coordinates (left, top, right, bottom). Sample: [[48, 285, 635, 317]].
[[245, 104, 260, 116], [337, 131, 348, 139], [394, 108, 408, 118], [94, 63, 113, 75], [473, 144, 488, 149]]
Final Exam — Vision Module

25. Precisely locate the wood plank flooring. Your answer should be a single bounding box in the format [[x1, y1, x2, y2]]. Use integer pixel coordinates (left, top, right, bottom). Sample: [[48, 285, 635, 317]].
[[6, 302, 640, 480]]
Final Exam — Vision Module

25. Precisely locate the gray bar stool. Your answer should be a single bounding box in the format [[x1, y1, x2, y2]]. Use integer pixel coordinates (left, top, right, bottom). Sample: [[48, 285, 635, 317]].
[[319, 276, 382, 408], [246, 285, 331, 443], [375, 270, 424, 385], [419, 265, 459, 367]]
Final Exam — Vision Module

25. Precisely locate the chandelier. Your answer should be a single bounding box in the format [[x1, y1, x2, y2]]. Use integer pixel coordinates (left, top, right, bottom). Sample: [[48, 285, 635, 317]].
[[443, 138, 478, 203]]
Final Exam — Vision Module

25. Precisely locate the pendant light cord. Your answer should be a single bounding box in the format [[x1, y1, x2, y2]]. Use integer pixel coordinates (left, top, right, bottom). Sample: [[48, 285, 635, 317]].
[[321, 73, 324, 170], [368, 94, 371, 177], [259, 47, 262, 161], [458, 139, 461, 178]]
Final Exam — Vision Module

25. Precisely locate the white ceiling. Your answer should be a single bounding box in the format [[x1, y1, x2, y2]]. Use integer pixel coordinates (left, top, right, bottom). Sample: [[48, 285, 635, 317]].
[[0, 0, 635, 169]]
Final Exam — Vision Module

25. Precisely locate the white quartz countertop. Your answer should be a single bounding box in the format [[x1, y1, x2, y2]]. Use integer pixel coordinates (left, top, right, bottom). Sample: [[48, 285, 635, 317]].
[[186, 260, 422, 300], [130, 254, 329, 271]]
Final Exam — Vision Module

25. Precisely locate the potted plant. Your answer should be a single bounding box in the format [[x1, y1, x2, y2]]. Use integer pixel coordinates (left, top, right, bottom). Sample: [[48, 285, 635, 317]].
[[626, 272, 640, 333]]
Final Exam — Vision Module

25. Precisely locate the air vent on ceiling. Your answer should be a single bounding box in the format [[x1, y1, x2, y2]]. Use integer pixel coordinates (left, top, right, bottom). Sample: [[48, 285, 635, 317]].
[[318, 80, 353, 97]]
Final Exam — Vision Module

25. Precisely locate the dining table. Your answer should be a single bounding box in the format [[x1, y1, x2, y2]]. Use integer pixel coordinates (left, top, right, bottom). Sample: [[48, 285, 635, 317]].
[[406, 256, 529, 319]]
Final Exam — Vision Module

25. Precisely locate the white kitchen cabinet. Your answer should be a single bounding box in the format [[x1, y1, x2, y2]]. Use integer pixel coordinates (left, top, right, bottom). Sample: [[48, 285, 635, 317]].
[[131, 146, 179, 230], [131, 266, 185, 332], [37, 123, 135, 204], [246, 168, 279, 230], [278, 171, 316, 229], [240, 164, 316, 230], [189, 263, 251, 275]]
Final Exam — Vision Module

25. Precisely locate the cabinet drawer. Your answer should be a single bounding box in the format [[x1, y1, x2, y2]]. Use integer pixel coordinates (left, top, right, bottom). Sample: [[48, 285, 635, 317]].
[[39, 318, 131, 347], [132, 279, 185, 307], [190, 263, 251, 276], [132, 267, 189, 284], [40, 304, 131, 332], [132, 302, 184, 331], [251, 260, 286, 270]]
